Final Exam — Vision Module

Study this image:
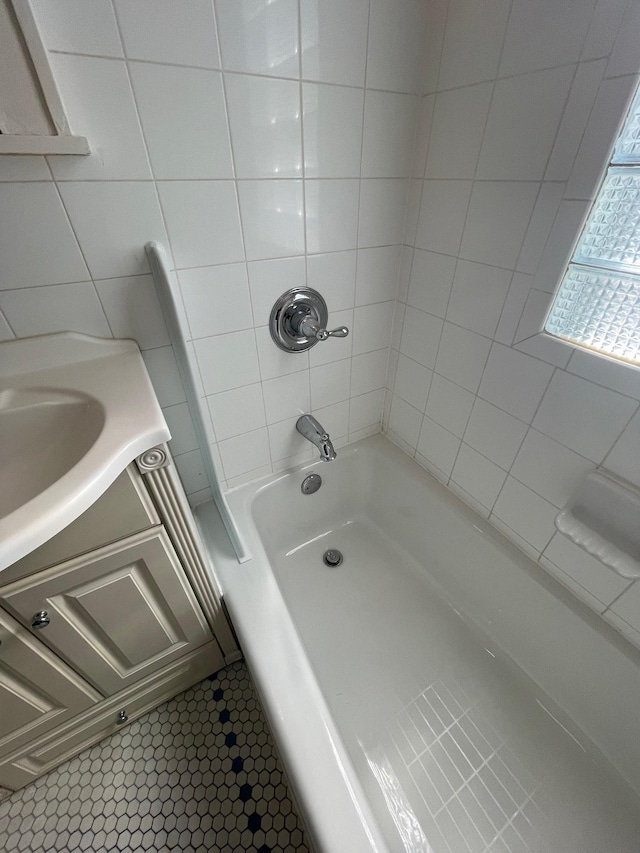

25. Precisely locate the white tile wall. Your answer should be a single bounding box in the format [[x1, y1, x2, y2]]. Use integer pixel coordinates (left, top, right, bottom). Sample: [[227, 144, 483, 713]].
[[386, 0, 640, 647]]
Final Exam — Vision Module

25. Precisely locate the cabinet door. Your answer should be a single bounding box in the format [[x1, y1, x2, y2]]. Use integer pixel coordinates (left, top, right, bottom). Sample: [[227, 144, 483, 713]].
[[0, 609, 100, 760], [0, 528, 215, 696]]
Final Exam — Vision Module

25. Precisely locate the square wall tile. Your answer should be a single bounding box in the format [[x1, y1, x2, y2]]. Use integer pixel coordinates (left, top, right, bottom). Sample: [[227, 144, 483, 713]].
[[194, 329, 260, 395], [394, 354, 432, 412], [446, 261, 512, 338], [49, 55, 150, 181], [310, 359, 351, 408], [415, 181, 473, 257], [248, 256, 306, 324], [159, 182, 244, 269], [476, 67, 574, 182], [388, 395, 423, 448], [313, 400, 349, 439], [303, 84, 364, 178], [238, 181, 304, 260], [362, 92, 418, 178], [0, 282, 110, 338], [435, 323, 492, 393], [308, 251, 356, 311], [606, 583, 640, 635], [225, 74, 302, 179], [60, 181, 167, 280], [94, 275, 169, 350], [263, 369, 310, 423], [179, 264, 252, 339], [309, 309, 353, 367], [499, 0, 596, 77], [478, 343, 554, 423], [350, 389, 385, 432], [130, 64, 232, 180], [452, 444, 507, 511], [351, 349, 390, 396], [305, 180, 359, 253], [219, 427, 271, 479], [366, 0, 426, 93], [426, 374, 474, 438], [33, 0, 123, 56], [353, 302, 395, 355], [268, 416, 313, 462], [492, 477, 557, 551], [255, 325, 310, 380], [544, 532, 631, 609], [207, 382, 266, 441], [400, 308, 443, 369], [511, 428, 595, 508], [407, 250, 457, 318], [417, 416, 461, 479], [516, 184, 565, 275], [216, 0, 299, 78], [0, 183, 88, 289], [162, 402, 199, 455], [460, 183, 539, 270], [438, 0, 511, 90], [114, 0, 220, 66], [426, 83, 493, 180], [359, 180, 408, 247], [545, 60, 606, 182], [532, 371, 638, 463], [463, 398, 528, 470], [0, 156, 50, 181], [300, 0, 368, 87], [142, 346, 187, 407], [356, 246, 402, 306], [604, 410, 640, 490]]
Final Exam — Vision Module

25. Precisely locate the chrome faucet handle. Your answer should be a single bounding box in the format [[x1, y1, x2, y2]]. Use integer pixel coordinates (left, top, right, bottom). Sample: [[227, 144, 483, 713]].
[[298, 312, 349, 342], [315, 326, 349, 341]]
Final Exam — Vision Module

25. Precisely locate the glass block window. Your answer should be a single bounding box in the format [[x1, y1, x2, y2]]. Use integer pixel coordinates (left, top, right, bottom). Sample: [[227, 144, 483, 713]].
[[546, 84, 640, 365]]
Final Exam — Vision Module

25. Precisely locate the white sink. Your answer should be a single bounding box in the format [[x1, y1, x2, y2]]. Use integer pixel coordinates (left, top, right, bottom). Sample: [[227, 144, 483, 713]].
[[0, 333, 170, 571]]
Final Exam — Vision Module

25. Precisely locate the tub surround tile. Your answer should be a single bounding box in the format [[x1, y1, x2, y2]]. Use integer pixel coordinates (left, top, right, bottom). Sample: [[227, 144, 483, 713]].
[[225, 74, 302, 180], [302, 84, 364, 179], [49, 55, 151, 182], [434, 324, 492, 394], [58, 182, 167, 280], [361, 91, 418, 178], [300, 0, 369, 87], [366, 0, 426, 93], [94, 275, 170, 350], [247, 256, 307, 325], [417, 416, 461, 479], [0, 183, 88, 289], [308, 250, 357, 312], [130, 64, 233, 181], [426, 374, 474, 439], [239, 181, 305, 260], [194, 330, 261, 396], [0, 282, 111, 339], [463, 398, 528, 471], [492, 477, 558, 552], [34, 0, 123, 56], [394, 354, 432, 413], [478, 343, 554, 424], [415, 180, 473, 257], [426, 83, 493, 180], [216, 0, 299, 79], [114, 0, 220, 67], [407, 250, 457, 318], [179, 264, 252, 339]]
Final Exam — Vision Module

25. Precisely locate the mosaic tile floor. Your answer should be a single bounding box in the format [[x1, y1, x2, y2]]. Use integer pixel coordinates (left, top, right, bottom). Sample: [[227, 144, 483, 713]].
[[0, 661, 311, 853]]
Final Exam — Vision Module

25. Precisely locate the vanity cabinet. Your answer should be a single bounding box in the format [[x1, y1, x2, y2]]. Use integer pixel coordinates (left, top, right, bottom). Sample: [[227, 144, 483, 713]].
[[0, 528, 213, 695], [0, 450, 238, 794], [0, 608, 100, 760]]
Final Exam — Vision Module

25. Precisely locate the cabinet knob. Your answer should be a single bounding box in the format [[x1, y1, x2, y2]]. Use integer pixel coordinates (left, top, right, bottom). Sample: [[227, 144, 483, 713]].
[[31, 611, 50, 629], [117, 710, 128, 725]]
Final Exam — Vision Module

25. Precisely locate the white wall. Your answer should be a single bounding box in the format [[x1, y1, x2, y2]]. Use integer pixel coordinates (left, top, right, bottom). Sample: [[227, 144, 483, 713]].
[[387, 0, 640, 645], [0, 0, 425, 494]]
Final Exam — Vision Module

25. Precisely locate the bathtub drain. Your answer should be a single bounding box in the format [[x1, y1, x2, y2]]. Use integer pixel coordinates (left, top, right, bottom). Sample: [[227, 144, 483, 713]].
[[323, 549, 343, 567]]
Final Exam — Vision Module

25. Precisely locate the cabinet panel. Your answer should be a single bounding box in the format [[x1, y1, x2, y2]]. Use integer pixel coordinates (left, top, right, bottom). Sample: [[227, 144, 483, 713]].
[[4, 466, 159, 584], [0, 529, 215, 696], [0, 609, 100, 760], [0, 641, 223, 790]]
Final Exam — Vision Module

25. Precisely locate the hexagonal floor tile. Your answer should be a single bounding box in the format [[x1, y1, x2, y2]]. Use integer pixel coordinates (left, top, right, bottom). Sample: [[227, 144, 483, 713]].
[[0, 662, 311, 853]]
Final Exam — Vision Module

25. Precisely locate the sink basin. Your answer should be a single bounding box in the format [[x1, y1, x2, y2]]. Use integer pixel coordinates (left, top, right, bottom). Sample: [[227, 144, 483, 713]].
[[0, 333, 170, 571]]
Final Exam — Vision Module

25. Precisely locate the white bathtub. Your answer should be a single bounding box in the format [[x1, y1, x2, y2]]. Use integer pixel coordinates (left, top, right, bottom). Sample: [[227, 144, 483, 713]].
[[196, 434, 640, 853]]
